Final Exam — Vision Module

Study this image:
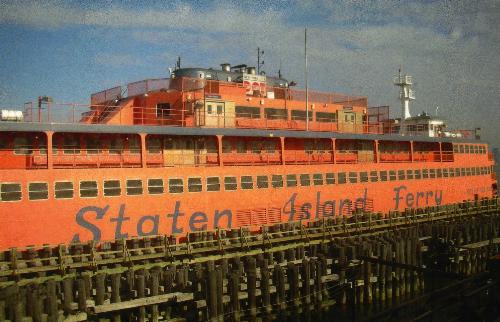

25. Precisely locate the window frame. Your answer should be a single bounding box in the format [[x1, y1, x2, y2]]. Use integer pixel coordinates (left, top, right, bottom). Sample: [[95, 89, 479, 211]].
[[300, 174, 311, 186], [240, 176, 254, 190], [0, 182, 22, 202], [313, 173, 324, 185], [224, 176, 237, 191], [188, 177, 203, 193], [325, 173, 335, 185], [148, 178, 164, 195], [103, 179, 121, 197], [80, 180, 98, 198], [126, 179, 143, 196], [272, 174, 284, 188], [168, 178, 184, 194], [206, 176, 220, 192], [286, 174, 298, 187]]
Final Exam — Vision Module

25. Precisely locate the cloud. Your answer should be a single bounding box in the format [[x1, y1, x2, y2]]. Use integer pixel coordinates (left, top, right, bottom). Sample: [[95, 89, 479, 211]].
[[94, 53, 144, 68]]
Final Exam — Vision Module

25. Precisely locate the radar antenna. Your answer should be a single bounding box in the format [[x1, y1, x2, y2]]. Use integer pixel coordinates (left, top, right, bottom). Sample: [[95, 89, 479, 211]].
[[393, 69, 415, 135]]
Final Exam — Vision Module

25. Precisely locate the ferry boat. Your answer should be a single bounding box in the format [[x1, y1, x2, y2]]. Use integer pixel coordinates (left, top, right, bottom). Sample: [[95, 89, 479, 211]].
[[0, 62, 496, 250]]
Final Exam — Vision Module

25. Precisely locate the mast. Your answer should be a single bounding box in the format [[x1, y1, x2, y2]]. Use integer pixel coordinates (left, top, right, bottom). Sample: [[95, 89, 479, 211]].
[[305, 28, 309, 131], [394, 69, 415, 135]]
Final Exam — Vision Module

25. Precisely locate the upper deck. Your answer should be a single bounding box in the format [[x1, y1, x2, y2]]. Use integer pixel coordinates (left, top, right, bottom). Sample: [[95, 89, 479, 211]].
[[5, 63, 475, 141]]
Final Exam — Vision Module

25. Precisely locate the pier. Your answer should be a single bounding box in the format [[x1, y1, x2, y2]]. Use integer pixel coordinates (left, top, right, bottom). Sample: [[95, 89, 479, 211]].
[[1, 198, 499, 321]]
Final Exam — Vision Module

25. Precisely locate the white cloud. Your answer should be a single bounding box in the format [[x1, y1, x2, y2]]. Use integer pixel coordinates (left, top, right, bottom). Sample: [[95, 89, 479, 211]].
[[94, 53, 143, 68]]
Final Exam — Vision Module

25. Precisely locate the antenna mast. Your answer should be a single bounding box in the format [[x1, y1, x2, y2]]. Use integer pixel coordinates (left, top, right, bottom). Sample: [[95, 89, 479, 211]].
[[393, 69, 415, 135], [257, 48, 264, 74], [305, 28, 309, 131]]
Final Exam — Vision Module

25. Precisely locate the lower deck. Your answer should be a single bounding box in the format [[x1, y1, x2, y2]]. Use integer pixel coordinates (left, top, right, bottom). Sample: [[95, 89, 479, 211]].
[[0, 159, 496, 249]]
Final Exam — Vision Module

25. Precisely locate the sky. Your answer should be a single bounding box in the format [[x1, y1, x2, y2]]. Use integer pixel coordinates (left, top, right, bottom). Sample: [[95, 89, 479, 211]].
[[0, 0, 498, 151]]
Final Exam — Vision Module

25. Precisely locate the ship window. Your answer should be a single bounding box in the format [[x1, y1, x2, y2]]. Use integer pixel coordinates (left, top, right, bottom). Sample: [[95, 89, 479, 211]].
[[104, 180, 121, 197], [414, 169, 421, 179], [272, 175, 283, 188], [286, 174, 298, 187], [316, 112, 336, 123], [370, 171, 378, 182], [14, 137, 32, 155], [325, 173, 335, 184], [206, 177, 220, 192], [217, 105, 223, 115], [129, 136, 140, 154], [265, 141, 276, 153], [109, 138, 123, 155], [348, 172, 357, 183], [466, 167, 471, 176], [63, 136, 80, 155], [157, 103, 171, 118], [224, 177, 237, 191], [300, 174, 311, 186], [0, 183, 22, 201], [422, 169, 429, 179], [241, 176, 253, 190], [86, 137, 101, 154], [236, 141, 246, 153], [265, 108, 287, 120], [169, 178, 183, 194], [235, 106, 260, 118], [360, 172, 368, 183], [338, 172, 347, 184], [207, 104, 213, 115], [54, 181, 73, 199], [222, 140, 232, 153], [455, 168, 461, 177], [398, 170, 405, 180], [449, 168, 455, 177], [148, 178, 164, 194], [147, 138, 161, 154], [380, 171, 388, 182], [126, 179, 143, 195], [313, 173, 323, 185], [406, 170, 414, 180], [429, 169, 436, 178], [291, 110, 312, 121], [443, 169, 449, 178], [453, 145, 459, 153], [437, 169, 442, 178], [250, 141, 261, 154], [459, 145, 465, 153], [464, 145, 470, 154], [257, 175, 269, 188], [28, 182, 48, 200], [80, 181, 98, 198], [188, 177, 202, 192], [389, 171, 397, 181]]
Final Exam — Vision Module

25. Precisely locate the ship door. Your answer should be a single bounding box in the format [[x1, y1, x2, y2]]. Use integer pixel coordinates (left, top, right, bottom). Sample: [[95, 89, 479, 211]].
[[195, 101, 205, 126], [205, 102, 225, 127]]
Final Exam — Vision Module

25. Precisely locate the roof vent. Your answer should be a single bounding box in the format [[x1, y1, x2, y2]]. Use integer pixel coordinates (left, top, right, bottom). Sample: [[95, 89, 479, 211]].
[[220, 63, 231, 72]]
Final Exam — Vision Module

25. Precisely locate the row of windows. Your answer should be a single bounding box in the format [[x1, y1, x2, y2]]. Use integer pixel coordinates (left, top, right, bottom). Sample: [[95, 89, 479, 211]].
[[234, 106, 337, 122], [453, 144, 487, 154], [0, 166, 493, 202]]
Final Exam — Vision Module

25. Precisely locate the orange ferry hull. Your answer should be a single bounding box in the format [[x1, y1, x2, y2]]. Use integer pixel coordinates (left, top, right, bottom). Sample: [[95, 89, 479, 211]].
[[0, 162, 494, 250]]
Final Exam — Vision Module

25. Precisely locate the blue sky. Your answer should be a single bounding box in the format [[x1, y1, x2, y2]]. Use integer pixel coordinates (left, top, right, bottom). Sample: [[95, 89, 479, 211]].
[[0, 0, 499, 149]]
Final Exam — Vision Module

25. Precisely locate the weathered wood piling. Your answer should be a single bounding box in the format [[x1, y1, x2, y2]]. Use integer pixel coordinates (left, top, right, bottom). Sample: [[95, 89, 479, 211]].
[[0, 198, 498, 321]]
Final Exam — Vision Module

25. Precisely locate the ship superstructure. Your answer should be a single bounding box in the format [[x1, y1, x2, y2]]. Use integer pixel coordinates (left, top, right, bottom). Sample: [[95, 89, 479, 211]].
[[0, 62, 496, 249]]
